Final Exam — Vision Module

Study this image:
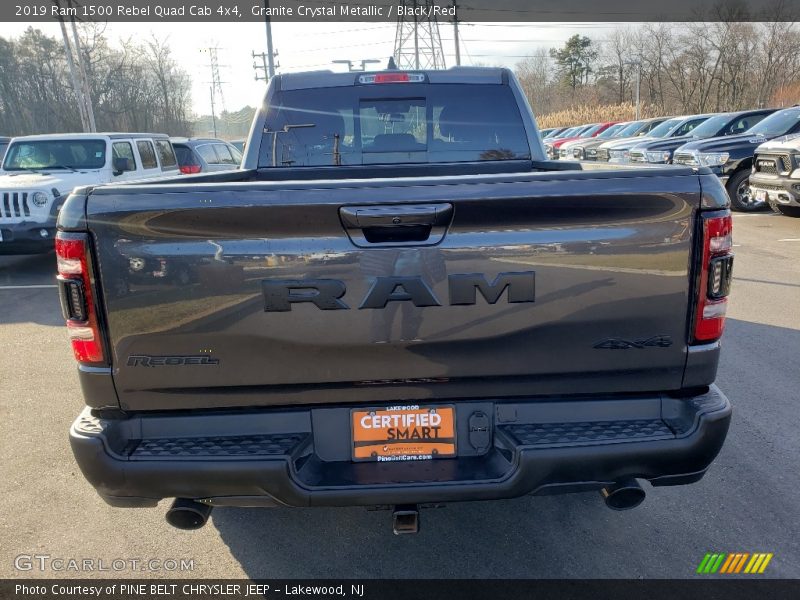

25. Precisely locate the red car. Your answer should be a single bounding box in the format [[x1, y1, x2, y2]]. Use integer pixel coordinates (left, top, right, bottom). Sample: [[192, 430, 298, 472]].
[[546, 122, 618, 159]]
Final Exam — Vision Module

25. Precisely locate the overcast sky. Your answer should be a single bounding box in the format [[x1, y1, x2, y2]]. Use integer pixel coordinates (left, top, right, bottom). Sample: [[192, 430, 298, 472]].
[[4, 21, 619, 115]]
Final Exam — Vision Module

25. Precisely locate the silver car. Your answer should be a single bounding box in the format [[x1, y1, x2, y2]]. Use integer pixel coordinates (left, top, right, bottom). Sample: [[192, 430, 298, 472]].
[[171, 138, 243, 174]]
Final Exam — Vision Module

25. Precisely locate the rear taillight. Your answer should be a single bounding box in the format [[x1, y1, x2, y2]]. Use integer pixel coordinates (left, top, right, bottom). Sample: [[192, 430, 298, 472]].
[[180, 165, 201, 174], [56, 233, 105, 364], [693, 213, 734, 343]]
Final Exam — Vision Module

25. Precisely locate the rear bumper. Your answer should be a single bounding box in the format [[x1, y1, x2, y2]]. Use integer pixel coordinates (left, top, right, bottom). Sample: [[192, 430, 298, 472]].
[[70, 386, 731, 508]]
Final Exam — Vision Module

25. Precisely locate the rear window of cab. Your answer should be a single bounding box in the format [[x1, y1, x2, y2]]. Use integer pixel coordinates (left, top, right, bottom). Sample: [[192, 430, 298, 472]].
[[258, 83, 531, 167]]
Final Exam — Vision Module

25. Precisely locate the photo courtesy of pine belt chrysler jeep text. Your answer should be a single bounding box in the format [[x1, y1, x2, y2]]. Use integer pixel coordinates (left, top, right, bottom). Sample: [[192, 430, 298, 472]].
[[59, 67, 733, 534]]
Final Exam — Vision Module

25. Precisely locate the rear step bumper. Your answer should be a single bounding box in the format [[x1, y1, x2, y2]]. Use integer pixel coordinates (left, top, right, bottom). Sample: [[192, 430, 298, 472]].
[[69, 386, 731, 508]]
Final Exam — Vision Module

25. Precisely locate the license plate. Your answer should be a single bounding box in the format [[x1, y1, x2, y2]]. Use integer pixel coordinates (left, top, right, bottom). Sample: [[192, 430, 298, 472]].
[[351, 405, 456, 462], [754, 189, 768, 202]]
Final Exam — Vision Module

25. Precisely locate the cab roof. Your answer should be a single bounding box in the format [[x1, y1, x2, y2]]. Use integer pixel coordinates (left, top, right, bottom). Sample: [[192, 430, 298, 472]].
[[277, 66, 509, 91], [170, 137, 230, 144], [9, 132, 170, 142]]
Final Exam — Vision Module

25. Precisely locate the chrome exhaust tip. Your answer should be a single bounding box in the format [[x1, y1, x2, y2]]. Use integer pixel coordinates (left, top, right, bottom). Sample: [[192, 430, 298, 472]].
[[165, 498, 213, 530], [600, 478, 646, 511]]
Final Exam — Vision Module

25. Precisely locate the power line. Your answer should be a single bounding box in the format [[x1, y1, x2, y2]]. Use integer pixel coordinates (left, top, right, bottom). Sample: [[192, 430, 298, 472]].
[[460, 38, 589, 43], [469, 54, 554, 58], [464, 22, 626, 28], [290, 40, 393, 54], [457, 4, 637, 16], [306, 24, 396, 36]]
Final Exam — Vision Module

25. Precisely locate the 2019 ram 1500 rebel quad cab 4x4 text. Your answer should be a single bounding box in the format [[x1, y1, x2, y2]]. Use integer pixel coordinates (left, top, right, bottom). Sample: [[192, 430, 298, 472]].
[[60, 67, 733, 533]]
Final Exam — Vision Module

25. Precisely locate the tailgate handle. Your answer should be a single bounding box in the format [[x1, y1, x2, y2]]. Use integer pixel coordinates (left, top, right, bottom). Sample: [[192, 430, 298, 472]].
[[340, 204, 453, 247]]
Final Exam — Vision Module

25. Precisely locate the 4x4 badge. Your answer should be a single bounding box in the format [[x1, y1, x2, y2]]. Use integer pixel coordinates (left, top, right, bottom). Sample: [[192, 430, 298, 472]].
[[593, 336, 673, 350]]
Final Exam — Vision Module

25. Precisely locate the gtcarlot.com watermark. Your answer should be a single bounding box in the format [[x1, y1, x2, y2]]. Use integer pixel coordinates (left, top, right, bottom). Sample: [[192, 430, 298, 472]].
[[14, 554, 195, 573]]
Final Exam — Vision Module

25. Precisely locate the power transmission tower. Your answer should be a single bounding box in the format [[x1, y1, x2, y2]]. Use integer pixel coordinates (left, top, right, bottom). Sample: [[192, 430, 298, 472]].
[[201, 46, 227, 136], [209, 87, 217, 138], [393, 0, 446, 70], [205, 47, 227, 113]]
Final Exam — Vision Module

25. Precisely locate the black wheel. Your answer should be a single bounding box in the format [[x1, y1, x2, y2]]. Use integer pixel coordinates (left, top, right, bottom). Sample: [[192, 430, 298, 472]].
[[726, 169, 767, 212], [776, 205, 800, 218]]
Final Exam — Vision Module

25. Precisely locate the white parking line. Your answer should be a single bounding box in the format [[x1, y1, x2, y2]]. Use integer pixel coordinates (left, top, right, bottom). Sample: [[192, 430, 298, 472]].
[[0, 284, 58, 289], [777, 238, 800, 242]]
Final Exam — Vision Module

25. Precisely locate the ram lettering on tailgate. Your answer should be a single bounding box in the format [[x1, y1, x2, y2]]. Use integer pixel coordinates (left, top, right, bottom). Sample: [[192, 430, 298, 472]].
[[261, 272, 535, 312]]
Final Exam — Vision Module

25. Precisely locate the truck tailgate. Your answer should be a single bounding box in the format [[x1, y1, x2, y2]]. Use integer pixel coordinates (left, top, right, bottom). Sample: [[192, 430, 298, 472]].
[[89, 171, 699, 411]]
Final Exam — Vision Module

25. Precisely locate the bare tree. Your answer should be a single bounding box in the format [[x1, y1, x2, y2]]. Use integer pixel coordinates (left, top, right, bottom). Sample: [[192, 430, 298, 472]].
[[0, 27, 193, 136], [603, 28, 636, 104], [515, 50, 557, 116], [516, 19, 800, 124]]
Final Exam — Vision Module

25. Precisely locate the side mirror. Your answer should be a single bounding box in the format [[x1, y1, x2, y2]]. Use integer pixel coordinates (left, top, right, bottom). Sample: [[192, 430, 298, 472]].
[[113, 157, 131, 175]]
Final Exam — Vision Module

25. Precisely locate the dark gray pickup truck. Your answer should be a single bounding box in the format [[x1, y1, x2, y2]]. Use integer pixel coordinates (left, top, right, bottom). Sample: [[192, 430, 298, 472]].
[[58, 67, 733, 534]]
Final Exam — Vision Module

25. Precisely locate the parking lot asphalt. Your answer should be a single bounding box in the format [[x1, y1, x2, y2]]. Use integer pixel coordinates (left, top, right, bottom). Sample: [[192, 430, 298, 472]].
[[0, 212, 798, 579]]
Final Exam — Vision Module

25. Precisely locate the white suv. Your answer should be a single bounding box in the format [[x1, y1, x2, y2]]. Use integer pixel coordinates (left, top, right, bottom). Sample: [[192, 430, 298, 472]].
[[0, 133, 178, 253]]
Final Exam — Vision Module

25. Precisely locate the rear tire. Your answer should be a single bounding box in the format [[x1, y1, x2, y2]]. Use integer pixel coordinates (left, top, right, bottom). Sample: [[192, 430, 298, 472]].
[[776, 205, 800, 218], [726, 169, 766, 212]]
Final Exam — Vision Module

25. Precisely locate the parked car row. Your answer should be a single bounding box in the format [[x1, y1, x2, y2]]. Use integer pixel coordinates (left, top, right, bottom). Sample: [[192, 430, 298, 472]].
[[544, 105, 800, 214], [0, 133, 243, 254], [543, 122, 616, 159], [571, 118, 667, 160]]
